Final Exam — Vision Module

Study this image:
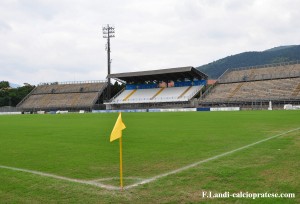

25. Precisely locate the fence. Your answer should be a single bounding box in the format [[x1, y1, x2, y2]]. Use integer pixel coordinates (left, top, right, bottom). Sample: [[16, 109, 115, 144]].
[[0, 106, 22, 112]]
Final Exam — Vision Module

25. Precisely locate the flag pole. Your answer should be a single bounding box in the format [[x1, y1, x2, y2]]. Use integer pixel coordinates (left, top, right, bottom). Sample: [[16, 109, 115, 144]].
[[119, 136, 123, 190], [109, 112, 125, 190]]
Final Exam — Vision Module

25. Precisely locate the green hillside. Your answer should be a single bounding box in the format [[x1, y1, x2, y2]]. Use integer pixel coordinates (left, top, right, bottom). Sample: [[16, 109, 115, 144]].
[[197, 45, 300, 79]]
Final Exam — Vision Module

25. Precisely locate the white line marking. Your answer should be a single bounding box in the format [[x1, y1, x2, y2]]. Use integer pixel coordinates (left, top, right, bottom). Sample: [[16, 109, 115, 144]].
[[0, 165, 119, 190], [124, 127, 300, 189], [0, 127, 299, 190], [91, 177, 144, 182]]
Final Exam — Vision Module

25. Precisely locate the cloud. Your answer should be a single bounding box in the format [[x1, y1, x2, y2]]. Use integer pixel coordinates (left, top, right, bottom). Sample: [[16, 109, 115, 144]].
[[0, 0, 300, 84], [0, 20, 11, 32]]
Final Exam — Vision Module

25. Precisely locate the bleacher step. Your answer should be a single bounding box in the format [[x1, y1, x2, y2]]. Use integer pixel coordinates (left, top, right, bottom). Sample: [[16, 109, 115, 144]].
[[228, 83, 244, 98], [178, 86, 192, 99], [292, 83, 300, 96], [123, 89, 137, 101], [150, 88, 165, 100]]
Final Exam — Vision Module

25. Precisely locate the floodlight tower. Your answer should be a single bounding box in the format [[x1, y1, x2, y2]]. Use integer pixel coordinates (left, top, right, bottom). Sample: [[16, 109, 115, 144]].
[[102, 24, 115, 99]]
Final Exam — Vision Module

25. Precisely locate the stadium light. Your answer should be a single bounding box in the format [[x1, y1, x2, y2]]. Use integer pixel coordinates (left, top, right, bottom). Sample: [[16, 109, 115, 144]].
[[102, 24, 115, 99]]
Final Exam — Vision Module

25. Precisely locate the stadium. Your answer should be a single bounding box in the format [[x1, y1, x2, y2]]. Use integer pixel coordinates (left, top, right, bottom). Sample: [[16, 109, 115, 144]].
[[1, 59, 300, 203], [1, 0, 300, 202], [14, 60, 300, 113]]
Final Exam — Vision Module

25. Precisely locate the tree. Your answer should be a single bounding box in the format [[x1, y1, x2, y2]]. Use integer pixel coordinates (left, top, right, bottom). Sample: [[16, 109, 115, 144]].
[[112, 81, 125, 97], [0, 81, 9, 89], [0, 82, 35, 107]]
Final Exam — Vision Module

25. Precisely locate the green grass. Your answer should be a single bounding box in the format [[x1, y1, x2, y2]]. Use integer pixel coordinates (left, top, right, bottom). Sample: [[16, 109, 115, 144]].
[[0, 110, 299, 203]]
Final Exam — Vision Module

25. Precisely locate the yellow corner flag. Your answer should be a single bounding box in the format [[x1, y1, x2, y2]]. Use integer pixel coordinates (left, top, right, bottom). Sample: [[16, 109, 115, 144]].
[[109, 112, 126, 190], [110, 112, 126, 142]]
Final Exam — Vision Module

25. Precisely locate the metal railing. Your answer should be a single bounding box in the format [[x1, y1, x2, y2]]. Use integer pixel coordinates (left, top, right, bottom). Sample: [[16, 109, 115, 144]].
[[0, 106, 22, 112], [16, 86, 38, 107], [91, 83, 108, 109], [38, 80, 107, 86], [230, 60, 300, 72], [199, 68, 230, 100], [104, 87, 126, 103], [200, 96, 300, 104]]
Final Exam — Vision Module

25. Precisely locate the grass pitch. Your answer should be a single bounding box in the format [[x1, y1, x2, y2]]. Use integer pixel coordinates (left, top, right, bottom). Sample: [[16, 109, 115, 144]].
[[0, 111, 299, 203]]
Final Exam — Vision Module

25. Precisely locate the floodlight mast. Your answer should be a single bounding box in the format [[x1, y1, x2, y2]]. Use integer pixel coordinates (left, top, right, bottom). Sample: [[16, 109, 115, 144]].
[[102, 24, 115, 99]]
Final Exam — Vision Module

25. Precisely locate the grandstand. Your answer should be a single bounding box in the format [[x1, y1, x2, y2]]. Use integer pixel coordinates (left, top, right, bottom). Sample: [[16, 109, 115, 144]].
[[17, 81, 107, 112], [105, 67, 208, 109], [200, 61, 300, 108], [16, 61, 300, 112]]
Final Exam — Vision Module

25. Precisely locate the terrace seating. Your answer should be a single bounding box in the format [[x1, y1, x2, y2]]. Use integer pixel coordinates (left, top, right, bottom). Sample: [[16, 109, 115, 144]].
[[20, 93, 98, 110], [202, 77, 300, 102], [201, 62, 300, 104], [219, 63, 300, 83], [18, 82, 107, 111]]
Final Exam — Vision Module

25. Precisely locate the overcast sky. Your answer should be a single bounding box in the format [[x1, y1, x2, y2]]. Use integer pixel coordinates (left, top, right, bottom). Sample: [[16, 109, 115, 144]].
[[1, 0, 300, 85]]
